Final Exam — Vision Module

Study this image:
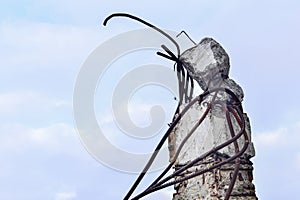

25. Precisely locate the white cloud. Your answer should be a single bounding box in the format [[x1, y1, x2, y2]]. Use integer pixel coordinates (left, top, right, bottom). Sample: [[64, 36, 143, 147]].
[[0, 122, 83, 157], [29, 123, 73, 147], [253, 121, 300, 151], [0, 91, 70, 118], [0, 20, 102, 69], [253, 127, 288, 148], [253, 121, 300, 199], [55, 191, 77, 200]]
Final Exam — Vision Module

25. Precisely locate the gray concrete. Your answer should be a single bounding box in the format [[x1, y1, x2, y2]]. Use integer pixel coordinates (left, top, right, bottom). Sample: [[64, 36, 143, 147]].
[[168, 38, 257, 199]]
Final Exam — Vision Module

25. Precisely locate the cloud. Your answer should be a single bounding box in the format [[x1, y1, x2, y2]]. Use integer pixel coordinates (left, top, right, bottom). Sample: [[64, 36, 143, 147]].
[[55, 191, 77, 200], [0, 121, 90, 200], [253, 127, 288, 148], [253, 121, 300, 199], [0, 122, 82, 157], [0, 20, 102, 69], [253, 121, 300, 151], [0, 91, 70, 118]]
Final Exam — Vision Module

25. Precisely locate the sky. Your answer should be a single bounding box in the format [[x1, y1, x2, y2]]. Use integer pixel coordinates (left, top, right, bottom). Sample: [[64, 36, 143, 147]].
[[1, 0, 300, 199]]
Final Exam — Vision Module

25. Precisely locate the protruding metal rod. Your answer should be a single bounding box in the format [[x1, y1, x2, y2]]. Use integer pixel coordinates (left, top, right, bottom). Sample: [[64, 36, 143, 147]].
[[103, 13, 180, 56]]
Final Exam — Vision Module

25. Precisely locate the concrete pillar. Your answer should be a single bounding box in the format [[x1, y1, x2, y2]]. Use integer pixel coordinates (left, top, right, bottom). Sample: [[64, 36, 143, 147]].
[[168, 38, 257, 200]]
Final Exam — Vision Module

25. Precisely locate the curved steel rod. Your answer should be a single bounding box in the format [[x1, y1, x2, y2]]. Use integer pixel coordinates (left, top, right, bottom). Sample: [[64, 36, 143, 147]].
[[224, 104, 241, 200], [103, 13, 196, 109], [103, 13, 180, 56]]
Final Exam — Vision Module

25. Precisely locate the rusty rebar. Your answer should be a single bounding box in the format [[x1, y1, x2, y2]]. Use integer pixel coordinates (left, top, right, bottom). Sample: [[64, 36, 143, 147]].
[[131, 94, 249, 200]]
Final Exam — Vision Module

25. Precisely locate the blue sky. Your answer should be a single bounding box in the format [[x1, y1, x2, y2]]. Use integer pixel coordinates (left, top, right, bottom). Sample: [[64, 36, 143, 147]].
[[1, 0, 300, 199]]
